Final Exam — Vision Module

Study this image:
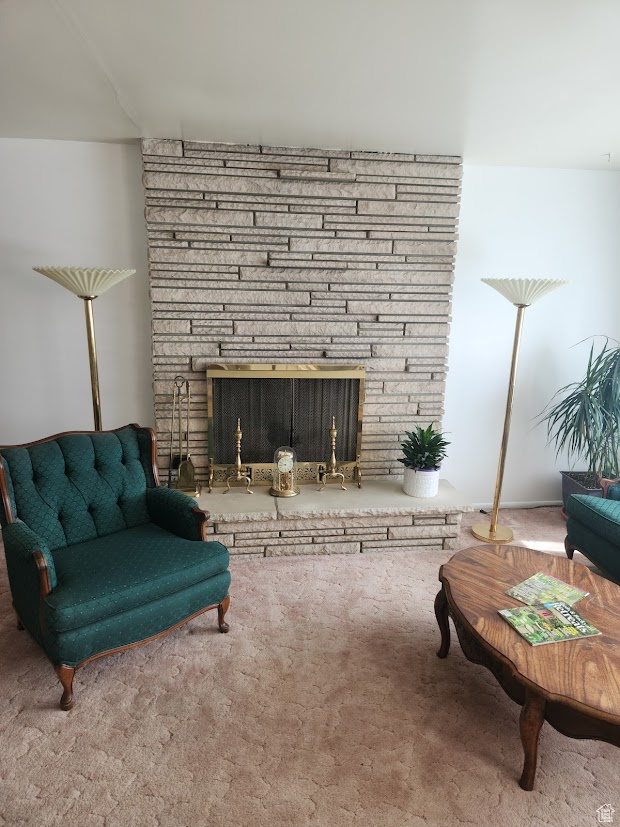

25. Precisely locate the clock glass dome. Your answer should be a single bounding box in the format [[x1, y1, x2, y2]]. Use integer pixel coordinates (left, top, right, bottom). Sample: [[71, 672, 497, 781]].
[[270, 446, 299, 497]]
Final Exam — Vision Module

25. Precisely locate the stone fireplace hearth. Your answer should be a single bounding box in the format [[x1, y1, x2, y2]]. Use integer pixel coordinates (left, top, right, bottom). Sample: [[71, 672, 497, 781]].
[[198, 479, 472, 558]]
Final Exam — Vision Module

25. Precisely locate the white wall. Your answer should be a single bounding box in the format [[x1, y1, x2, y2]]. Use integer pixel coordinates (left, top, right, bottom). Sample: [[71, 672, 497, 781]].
[[443, 165, 620, 506], [0, 139, 153, 444], [3, 140, 620, 509]]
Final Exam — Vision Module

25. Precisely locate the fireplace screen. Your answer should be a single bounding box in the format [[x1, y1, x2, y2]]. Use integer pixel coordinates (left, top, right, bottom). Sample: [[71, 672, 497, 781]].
[[206, 364, 364, 487]]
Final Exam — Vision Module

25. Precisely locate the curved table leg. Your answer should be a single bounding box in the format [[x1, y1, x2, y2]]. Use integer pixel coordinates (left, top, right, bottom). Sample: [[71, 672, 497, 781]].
[[519, 691, 545, 790], [434, 587, 451, 658]]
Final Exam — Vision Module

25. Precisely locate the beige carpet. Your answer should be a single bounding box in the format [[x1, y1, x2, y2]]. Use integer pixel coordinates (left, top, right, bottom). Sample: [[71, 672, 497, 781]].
[[1, 507, 617, 826]]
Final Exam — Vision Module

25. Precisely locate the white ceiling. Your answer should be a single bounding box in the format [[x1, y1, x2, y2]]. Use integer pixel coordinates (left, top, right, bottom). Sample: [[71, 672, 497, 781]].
[[2, 0, 620, 169]]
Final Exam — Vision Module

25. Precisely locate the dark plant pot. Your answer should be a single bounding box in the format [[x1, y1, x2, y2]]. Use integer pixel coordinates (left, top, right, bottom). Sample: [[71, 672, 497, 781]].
[[560, 471, 602, 507]]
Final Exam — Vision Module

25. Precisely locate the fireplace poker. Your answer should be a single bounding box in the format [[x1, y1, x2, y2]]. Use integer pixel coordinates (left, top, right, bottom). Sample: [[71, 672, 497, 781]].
[[167, 376, 184, 488], [176, 380, 200, 497]]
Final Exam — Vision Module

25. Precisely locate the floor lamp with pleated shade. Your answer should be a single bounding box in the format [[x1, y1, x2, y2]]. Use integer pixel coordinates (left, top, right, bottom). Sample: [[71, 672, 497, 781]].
[[471, 278, 566, 544], [32, 267, 135, 431]]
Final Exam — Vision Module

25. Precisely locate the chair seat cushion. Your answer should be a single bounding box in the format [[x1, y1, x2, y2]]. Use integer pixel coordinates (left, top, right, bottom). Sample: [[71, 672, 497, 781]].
[[46, 523, 229, 633], [48, 571, 231, 668], [566, 494, 620, 544]]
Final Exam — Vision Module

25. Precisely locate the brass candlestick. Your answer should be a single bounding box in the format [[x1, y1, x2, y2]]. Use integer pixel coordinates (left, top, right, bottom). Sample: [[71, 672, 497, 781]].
[[208, 457, 215, 494], [318, 416, 347, 491], [225, 418, 253, 494]]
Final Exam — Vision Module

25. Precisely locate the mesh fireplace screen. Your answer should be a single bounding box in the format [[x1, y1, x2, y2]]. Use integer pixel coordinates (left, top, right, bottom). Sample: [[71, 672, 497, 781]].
[[212, 378, 292, 464], [208, 365, 364, 465], [292, 378, 359, 461]]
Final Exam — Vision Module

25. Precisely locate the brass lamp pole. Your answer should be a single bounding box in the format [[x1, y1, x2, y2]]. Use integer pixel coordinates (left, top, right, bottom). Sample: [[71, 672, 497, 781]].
[[33, 267, 135, 431], [471, 278, 566, 544], [81, 295, 103, 431]]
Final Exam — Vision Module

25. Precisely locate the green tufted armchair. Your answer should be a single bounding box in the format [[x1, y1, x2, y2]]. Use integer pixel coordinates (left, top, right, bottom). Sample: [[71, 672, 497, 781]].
[[0, 424, 230, 710]]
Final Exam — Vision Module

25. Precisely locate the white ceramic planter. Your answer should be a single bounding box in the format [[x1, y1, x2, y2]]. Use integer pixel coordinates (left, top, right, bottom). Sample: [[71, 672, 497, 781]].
[[403, 467, 440, 498]]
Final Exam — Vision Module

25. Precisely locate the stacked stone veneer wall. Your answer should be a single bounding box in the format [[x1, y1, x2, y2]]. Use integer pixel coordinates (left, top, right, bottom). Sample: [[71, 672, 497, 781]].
[[205, 512, 463, 558], [142, 138, 462, 481]]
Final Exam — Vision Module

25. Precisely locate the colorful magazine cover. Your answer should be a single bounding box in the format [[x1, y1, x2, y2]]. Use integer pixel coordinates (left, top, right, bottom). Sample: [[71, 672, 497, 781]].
[[505, 572, 588, 607], [498, 602, 601, 646]]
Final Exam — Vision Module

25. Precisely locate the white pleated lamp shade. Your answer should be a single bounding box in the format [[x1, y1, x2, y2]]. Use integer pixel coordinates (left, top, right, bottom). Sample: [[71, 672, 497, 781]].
[[481, 277, 566, 306], [32, 267, 135, 298]]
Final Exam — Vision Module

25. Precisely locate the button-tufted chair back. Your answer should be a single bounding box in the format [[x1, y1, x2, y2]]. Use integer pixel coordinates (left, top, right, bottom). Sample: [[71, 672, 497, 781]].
[[0, 426, 158, 550]]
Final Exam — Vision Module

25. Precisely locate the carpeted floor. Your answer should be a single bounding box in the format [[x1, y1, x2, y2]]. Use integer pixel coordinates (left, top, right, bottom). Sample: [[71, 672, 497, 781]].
[[1, 507, 617, 826]]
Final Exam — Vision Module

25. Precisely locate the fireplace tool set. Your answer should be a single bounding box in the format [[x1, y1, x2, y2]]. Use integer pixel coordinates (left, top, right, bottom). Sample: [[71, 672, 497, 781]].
[[167, 376, 201, 498]]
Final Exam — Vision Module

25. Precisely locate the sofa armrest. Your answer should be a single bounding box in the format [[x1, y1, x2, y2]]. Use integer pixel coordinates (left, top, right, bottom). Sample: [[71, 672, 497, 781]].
[[146, 486, 210, 541], [605, 483, 620, 500], [600, 478, 620, 499], [2, 519, 57, 594]]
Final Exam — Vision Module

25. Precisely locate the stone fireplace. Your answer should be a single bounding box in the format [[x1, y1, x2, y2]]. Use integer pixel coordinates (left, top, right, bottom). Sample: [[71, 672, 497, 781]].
[[207, 362, 364, 488], [141, 138, 470, 556], [142, 137, 461, 488]]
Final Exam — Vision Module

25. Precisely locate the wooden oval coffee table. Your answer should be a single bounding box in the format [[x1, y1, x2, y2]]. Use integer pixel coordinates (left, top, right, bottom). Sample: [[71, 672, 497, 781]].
[[435, 545, 620, 790]]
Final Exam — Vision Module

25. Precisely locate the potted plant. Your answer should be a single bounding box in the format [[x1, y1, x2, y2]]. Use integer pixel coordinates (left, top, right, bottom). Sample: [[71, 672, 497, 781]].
[[540, 339, 620, 506], [399, 425, 450, 498]]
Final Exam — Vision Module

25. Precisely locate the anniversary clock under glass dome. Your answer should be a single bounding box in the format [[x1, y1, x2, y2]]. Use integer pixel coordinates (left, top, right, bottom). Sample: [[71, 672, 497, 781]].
[[269, 446, 300, 497]]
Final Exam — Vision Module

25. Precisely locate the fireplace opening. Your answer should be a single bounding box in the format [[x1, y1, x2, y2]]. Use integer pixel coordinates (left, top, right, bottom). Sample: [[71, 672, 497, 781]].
[[206, 364, 365, 487]]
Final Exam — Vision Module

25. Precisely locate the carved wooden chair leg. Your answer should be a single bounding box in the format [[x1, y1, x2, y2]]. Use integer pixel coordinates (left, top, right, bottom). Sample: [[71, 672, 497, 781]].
[[218, 595, 230, 633], [56, 665, 76, 711], [564, 536, 575, 560]]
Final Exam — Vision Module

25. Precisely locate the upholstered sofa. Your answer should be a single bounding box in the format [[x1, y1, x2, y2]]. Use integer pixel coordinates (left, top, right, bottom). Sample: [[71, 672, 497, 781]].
[[565, 482, 620, 582], [0, 424, 230, 710]]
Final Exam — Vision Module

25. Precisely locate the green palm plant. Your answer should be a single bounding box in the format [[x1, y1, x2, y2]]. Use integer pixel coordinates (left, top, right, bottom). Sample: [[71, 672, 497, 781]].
[[399, 425, 450, 471], [540, 339, 620, 481]]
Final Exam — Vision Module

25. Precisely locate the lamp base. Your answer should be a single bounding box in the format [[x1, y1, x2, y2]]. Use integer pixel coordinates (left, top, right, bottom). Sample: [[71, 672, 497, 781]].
[[471, 522, 514, 544]]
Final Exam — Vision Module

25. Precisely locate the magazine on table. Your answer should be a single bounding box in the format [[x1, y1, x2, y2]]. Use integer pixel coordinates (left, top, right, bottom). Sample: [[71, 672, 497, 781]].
[[498, 602, 601, 646], [505, 572, 589, 607]]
